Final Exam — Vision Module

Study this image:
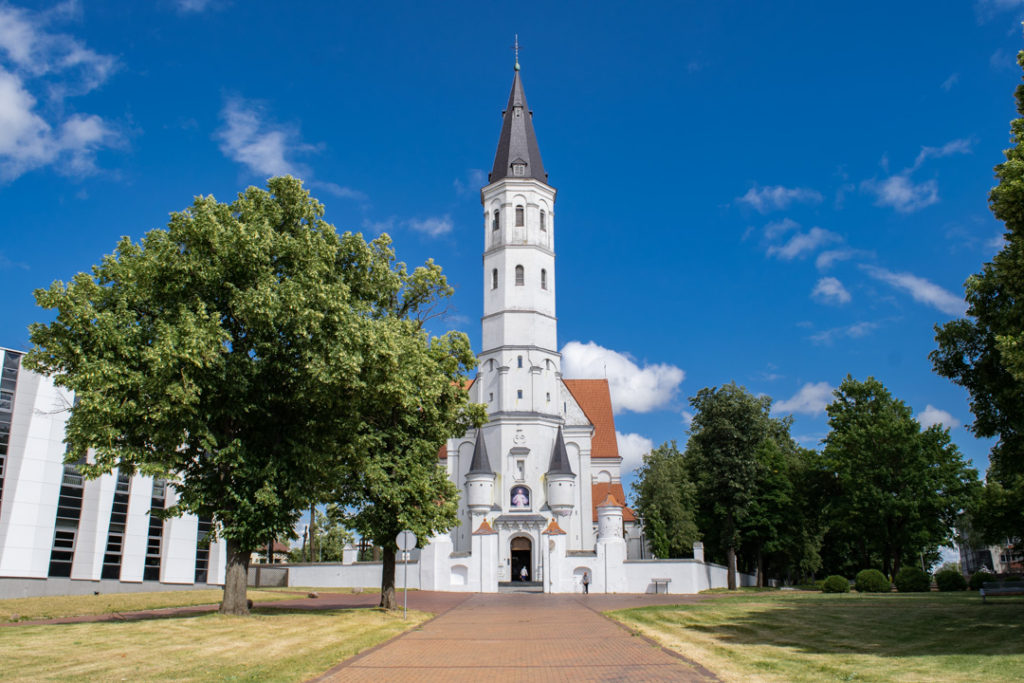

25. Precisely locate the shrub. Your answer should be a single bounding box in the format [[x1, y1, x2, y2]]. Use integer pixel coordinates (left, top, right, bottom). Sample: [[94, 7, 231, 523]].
[[854, 569, 890, 593], [894, 566, 931, 592], [821, 575, 850, 593], [934, 568, 967, 591], [969, 570, 995, 590]]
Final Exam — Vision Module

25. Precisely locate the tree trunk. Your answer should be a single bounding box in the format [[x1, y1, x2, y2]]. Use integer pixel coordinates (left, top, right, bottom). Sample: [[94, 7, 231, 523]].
[[883, 555, 892, 579], [220, 538, 250, 615], [727, 547, 738, 590], [756, 549, 765, 588], [309, 504, 316, 563], [380, 546, 397, 610]]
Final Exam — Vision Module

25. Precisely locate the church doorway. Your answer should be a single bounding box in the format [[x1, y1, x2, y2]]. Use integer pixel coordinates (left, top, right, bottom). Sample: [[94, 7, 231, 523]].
[[510, 536, 532, 582]]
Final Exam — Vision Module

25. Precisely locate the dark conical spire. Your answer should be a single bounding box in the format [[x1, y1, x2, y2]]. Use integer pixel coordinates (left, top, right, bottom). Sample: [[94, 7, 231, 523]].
[[467, 430, 493, 475], [547, 426, 575, 476], [489, 67, 548, 183]]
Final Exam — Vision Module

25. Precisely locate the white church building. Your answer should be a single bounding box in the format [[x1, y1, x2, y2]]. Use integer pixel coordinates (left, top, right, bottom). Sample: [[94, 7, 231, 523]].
[[0, 62, 752, 598]]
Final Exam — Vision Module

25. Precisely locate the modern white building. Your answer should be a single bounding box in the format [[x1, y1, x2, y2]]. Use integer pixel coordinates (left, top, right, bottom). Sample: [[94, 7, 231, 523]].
[[0, 346, 226, 598]]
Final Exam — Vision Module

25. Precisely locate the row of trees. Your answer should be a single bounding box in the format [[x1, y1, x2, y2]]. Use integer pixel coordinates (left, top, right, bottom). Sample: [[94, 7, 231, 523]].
[[633, 377, 978, 587], [26, 176, 484, 613]]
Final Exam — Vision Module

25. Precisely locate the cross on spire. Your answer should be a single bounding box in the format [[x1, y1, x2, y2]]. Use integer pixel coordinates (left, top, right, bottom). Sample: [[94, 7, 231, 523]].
[[512, 34, 520, 71]]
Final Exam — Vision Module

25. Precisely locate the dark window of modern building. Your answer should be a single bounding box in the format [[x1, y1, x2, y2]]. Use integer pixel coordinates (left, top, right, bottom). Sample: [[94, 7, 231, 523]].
[[515, 265, 524, 286], [143, 478, 167, 581], [47, 459, 86, 578], [194, 516, 213, 583], [0, 351, 22, 515], [515, 205, 524, 227], [101, 472, 131, 579]]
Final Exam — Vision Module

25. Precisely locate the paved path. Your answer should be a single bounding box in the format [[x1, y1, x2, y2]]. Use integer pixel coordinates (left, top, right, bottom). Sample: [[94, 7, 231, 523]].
[[316, 592, 715, 682]]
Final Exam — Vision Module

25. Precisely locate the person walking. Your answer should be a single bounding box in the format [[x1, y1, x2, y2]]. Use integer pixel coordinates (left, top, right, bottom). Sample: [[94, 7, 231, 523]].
[[582, 570, 590, 594], [520, 565, 529, 582]]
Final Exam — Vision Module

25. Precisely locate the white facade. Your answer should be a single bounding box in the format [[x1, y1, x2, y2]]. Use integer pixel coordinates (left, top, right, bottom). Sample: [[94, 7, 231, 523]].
[[0, 347, 226, 597]]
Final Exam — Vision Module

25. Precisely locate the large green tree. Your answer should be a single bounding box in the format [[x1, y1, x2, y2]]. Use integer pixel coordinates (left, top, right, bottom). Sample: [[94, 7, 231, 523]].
[[631, 441, 699, 559], [25, 177, 460, 614], [686, 382, 773, 589], [821, 376, 977, 577], [931, 51, 1024, 545]]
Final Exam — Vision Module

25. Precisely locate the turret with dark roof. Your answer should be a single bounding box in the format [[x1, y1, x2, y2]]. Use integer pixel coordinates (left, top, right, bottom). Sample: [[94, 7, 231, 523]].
[[489, 66, 548, 184], [547, 426, 575, 476], [467, 429, 493, 475]]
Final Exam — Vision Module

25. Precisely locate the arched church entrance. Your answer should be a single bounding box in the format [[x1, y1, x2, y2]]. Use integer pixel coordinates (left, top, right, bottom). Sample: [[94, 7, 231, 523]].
[[510, 536, 532, 582]]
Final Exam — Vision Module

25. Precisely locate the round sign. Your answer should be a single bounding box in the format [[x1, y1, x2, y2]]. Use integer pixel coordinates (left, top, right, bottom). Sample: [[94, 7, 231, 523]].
[[396, 530, 417, 551]]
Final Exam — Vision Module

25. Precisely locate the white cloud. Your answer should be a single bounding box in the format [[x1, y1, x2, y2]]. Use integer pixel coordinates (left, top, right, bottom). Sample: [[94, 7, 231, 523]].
[[309, 180, 367, 201], [812, 277, 851, 305], [406, 215, 453, 237], [362, 218, 394, 235], [815, 248, 860, 270], [941, 73, 959, 91], [766, 227, 841, 260], [681, 410, 694, 427], [561, 341, 684, 414], [862, 265, 967, 315], [616, 431, 654, 474], [863, 174, 939, 213], [0, 4, 121, 181], [453, 168, 487, 195], [176, 0, 216, 12], [912, 138, 972, 171], [774, 382, 835, 416], [737, 185, 823, 213], [918, 405, 961, 430], [216, 97, 314, 177], [987, 234, 1006, 250], [810, 321, 880, 345], [763, 217, 800, 239]]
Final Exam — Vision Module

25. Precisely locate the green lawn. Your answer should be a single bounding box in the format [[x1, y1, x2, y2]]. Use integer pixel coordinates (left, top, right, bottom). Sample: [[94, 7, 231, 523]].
[[0, 587, 302, 622], [609, 591, 1024, 682], [1, 607, 429, 682]]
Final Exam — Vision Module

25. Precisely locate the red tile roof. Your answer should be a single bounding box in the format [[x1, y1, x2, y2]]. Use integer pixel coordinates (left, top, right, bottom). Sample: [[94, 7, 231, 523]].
[[542, 518, 567, 535], [562, 379, 619, 459], [473, 519, 497, 535], [591, 483, 637, 523]]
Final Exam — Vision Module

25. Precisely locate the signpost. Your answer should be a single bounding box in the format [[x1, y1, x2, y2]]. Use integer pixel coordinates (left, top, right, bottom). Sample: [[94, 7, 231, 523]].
[[396, 530, 416, 620]]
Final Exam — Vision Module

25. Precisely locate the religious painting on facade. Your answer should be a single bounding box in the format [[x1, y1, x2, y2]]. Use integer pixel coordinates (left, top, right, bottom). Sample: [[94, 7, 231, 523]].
[[510, 486, 530, 509]]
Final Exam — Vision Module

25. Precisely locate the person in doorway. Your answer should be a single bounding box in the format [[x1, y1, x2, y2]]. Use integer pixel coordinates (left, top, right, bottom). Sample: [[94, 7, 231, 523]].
[[520, 565, 529, 582], [582, 570, 590, 594]]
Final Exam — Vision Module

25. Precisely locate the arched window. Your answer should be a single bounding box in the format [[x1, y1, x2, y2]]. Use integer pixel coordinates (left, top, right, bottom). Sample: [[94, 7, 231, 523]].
[[541, 269, 547, 290], [540, 210, 547, 231], [515, 205, 524, 227], [515, 265, 524, 286], [488, 359, 495, 371], [491, 268, 498, 290], [517, 356, 523, 368], [492, 210, 500, 231]]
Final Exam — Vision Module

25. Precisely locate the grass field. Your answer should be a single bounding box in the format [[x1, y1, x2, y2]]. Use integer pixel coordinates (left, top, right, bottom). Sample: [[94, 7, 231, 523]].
[[0, 587, 302, 622], [1, 607, 429, 682], [609, 591, 1024, 682]]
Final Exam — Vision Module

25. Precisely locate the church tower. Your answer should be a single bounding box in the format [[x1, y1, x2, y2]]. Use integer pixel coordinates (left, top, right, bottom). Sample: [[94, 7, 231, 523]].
[[477, 61, 560, 416]]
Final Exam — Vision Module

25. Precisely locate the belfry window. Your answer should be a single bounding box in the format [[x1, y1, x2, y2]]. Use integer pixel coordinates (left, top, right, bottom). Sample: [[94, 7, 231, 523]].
[[492, 210, 500, 231], [491, 268, 498, 290], [540, 210, 546, 231], [515, 206, 524, 227], [541, 269, 547, 290], [517, 356, 523, 368], [515, 265, 524, 286]]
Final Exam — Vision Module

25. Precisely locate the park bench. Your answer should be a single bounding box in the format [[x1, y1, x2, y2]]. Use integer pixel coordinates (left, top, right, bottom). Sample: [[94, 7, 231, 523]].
[[980, 580, 1024, 603], [652, 578, 671, 594]]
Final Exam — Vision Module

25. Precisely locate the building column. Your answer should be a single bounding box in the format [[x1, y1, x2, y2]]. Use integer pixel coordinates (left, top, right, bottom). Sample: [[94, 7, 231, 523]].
[[119, 474, 153, 582], [70, 470, 117, 581]]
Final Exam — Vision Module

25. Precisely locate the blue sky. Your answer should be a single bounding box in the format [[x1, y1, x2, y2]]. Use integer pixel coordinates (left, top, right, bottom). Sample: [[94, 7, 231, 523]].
[[2, 0, 1023, 496]]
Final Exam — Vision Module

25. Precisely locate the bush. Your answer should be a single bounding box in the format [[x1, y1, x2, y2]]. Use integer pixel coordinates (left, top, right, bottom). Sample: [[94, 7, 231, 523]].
[[854, 569, 890, 593], [821, 575, 851, 593], [969, 570, 995, 591], [894, 566, 931, 592], [934, 568, 967, 591]]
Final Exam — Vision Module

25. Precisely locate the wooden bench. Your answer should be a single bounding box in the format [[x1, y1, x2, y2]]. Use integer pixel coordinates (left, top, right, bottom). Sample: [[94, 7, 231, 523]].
[[652, 578, 671, 594], [980, 580, 1024, 603]]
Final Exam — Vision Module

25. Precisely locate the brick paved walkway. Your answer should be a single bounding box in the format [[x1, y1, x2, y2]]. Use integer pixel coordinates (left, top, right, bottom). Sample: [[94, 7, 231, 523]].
[[315, 592, 715, 682]]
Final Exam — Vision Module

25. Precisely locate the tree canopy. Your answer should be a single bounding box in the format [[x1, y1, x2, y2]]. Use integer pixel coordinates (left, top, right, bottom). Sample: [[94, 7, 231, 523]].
[[25, 176, 472, 613], [631, 441, 699, 559], [821, 376, 977, 577]]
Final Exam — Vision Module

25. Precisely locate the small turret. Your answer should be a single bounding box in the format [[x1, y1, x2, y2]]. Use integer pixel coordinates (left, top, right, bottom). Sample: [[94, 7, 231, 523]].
[[465, 430, 495, 515], [596, 493, 624, 541], [546, 427, 576, 516]]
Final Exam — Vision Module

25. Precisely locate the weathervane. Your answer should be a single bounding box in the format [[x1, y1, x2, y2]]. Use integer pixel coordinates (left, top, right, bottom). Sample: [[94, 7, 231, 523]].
[[513, 34, 520, 71]]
